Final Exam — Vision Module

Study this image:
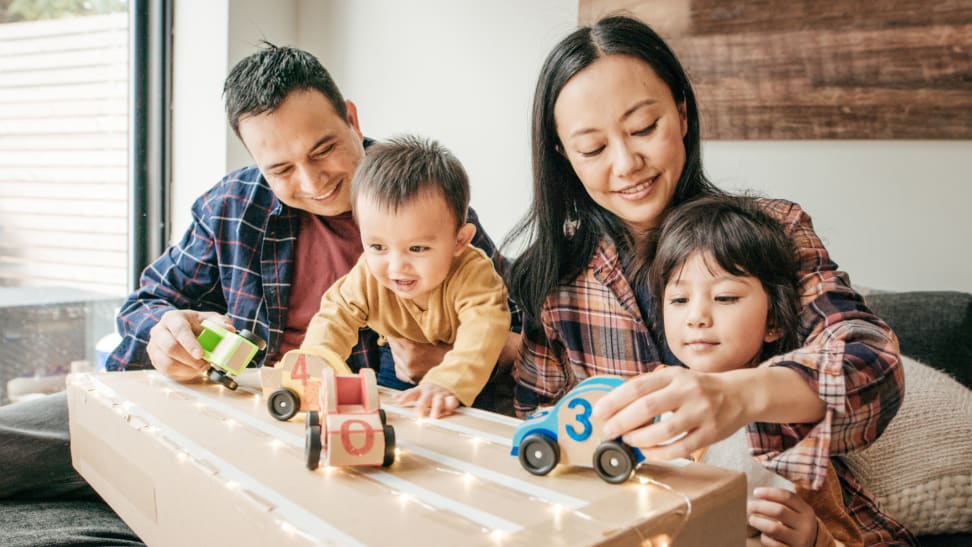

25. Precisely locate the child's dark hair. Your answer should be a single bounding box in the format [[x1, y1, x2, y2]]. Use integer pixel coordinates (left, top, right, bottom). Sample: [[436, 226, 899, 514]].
[[647, 195, 801, 361], [223, 42, 348, 139], [351, 135, 469, 228]]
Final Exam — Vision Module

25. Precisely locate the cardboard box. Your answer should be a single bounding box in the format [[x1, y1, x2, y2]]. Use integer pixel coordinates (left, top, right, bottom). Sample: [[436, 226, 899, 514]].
[[68, 370, 746, 546]]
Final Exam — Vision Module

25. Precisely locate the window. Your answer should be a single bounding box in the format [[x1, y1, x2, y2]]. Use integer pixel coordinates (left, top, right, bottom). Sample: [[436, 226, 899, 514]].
[[0, 0, 130, 404]]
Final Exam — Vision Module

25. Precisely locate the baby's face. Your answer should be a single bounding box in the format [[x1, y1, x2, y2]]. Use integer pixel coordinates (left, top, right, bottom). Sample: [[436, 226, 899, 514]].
[[662, 251, 779, 373], [357, 190, 472, 309]]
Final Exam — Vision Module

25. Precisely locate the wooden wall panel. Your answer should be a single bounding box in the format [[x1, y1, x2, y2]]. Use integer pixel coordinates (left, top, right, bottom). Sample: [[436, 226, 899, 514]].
[[578, 0, 972, 139]]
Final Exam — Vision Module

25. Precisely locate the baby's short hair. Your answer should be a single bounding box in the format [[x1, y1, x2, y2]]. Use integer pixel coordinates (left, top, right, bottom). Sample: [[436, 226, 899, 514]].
[[351, 135, 469, 228]]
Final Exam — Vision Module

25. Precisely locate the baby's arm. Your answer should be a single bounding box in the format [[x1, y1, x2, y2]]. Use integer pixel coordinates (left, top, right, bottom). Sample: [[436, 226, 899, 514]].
[[748, 487, 823, 547], [301, 259, 371, 355], [394, 383, 460, 419]]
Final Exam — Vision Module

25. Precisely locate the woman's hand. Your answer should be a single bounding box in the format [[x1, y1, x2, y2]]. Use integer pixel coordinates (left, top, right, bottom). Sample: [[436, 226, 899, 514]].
[[384, 337, 451, 384], [748, 487, 818, 547], [146, 310, 233, 382], [591, 366, 750, 461]]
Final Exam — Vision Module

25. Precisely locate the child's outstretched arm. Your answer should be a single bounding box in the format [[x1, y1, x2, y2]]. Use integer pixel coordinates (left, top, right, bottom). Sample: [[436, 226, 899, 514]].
[[748, 487, 824, 547], [394, 383, 460, 419]]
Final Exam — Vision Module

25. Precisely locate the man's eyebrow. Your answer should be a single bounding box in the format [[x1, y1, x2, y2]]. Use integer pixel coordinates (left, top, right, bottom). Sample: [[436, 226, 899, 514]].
[[265, 135, 335, 171]]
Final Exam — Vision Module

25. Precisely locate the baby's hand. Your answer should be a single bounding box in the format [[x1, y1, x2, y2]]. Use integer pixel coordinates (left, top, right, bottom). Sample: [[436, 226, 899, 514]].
[[747, 487, 817, 547], [394, 383, 460, 419]]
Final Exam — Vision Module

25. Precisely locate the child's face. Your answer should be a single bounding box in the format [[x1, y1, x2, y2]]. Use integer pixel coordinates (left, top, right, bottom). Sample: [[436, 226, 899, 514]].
[[356, 189, 474, 309], [662, 251, 781, 373]]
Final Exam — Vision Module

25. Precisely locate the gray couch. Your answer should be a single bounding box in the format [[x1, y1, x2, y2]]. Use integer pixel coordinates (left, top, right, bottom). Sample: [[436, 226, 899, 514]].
[[865, 290, 972, 546]]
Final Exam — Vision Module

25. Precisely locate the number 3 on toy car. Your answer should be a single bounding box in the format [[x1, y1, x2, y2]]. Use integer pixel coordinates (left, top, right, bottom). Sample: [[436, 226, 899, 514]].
[[564, 398, 592, 442]]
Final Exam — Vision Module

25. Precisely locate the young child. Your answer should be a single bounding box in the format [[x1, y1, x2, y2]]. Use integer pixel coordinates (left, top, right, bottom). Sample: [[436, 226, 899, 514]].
[[300, 135, 511, 419], [647, 195, 864, 547]]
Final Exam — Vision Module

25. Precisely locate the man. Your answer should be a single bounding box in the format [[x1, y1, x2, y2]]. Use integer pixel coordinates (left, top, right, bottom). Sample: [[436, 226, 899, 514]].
[[0, 43, 516, 545], [110, 43, 518, 391]]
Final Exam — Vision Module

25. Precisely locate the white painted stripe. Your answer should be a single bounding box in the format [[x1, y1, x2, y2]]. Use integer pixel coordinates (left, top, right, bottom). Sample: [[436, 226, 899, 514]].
[[356, 469, 521, 533], [396, 440, 586, 510], [88, 375, 363, 547], [380, 403, 512, 447], [150, 373, 524, 533]]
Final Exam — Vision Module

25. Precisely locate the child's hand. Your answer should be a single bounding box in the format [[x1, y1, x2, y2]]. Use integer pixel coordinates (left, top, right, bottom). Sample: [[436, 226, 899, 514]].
[[394, 383, 460, 419], [747, 487, 818, 547]]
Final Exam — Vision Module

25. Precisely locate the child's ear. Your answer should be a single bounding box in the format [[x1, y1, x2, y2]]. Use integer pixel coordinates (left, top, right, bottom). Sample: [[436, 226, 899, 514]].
[[763, 327, 782, 343], [454, 223, 476, 254]]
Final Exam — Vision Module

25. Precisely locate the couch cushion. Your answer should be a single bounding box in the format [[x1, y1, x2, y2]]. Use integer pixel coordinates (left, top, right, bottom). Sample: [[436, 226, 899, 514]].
[[843, 356, 972, 535], [865, 291, 972, 389]]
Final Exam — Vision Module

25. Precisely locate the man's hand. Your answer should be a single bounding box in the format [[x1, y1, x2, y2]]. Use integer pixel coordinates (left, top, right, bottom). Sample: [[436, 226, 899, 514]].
[[393, 382, 460, 419], [384, 336, 450, 384], [146, 310, 234, 382], [748, 487, 818, 547]]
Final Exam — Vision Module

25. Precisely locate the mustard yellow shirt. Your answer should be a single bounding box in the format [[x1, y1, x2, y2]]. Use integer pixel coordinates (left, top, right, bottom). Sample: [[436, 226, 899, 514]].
[[302, 245, 511, 406]]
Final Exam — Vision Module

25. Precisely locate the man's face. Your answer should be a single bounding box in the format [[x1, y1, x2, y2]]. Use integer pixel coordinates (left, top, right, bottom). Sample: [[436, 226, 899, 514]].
[[238, 89, 365, 216]]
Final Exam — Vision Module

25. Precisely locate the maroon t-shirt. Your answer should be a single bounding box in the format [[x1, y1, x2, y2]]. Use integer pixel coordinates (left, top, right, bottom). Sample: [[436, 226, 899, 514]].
[[275, 210, 362, 360]]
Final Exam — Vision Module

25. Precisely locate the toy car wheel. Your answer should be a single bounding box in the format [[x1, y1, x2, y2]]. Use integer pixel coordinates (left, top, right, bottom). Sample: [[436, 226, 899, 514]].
[[219, 375, 239, 391], [238, 329, 267, 351], [382, 425, 396, 467], [305, 424, 322, 470], [593, 441, 636, 484], [518, 433, 559, 476], [207, 367, 225, 384], [306, 410, 320, 428], [379, 408, 387, 427], [267, 388, 300, 421]]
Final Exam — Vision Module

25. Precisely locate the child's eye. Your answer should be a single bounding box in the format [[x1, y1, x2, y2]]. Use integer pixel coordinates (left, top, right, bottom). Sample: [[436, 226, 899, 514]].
[[668, 297, 688, 305], [368, 244, 385, 252], [409, 245, 429, 253], [714, 295, 740, 303]]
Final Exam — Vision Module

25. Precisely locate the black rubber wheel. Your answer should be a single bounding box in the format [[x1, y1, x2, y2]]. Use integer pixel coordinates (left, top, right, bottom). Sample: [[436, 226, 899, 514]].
[[305, 424, 322, 470], [306, 410, 320, 428], [382, 425, 396, 467], [517, 433, 559, 476], [207, 367, 224, 384], [593, 441, 636, 484], [238, 329, 267, 351], [267, 388, 300, 421], [378, 408, 387, 427], [219, 375, 239, 391]]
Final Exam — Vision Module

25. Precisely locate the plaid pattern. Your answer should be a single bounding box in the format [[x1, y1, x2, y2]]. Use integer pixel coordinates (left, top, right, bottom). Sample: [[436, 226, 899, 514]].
[[108, 157, 514, 373], [514, 198, 914, 544]]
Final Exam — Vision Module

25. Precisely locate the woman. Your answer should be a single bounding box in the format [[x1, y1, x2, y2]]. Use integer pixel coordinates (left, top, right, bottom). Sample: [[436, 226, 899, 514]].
[[506, 15, 914, 545]]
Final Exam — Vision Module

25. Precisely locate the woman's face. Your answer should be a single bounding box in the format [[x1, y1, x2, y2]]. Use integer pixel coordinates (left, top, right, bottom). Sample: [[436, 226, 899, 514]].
[[554, 54, 688, 236]]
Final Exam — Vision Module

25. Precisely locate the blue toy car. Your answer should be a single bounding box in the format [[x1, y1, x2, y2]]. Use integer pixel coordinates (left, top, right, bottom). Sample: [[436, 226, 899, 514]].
[[511, 376, 656, 484]]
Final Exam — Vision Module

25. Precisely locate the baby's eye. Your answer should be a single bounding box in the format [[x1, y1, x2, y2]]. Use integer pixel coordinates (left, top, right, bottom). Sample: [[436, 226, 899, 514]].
[[368, 244, 385, 252], [409, 245, 429, 253], [714, 295, 740, 303]]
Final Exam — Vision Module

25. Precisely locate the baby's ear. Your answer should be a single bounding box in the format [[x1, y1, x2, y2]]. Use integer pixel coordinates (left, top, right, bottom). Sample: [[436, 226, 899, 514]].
[[763, 327, 782, 343], [454, 223, 476, 254]]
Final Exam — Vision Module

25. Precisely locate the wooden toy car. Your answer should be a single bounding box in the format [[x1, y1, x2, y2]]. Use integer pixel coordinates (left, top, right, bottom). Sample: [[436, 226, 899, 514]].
[[511, 376, 658, 484], [197, 319, 266, 391], [305, 367, 395, 469], [260, 347, 353, 421]]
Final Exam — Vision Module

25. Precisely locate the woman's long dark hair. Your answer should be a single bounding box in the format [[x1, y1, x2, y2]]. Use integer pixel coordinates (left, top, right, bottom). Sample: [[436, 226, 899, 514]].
[[505, 15, 723, 323]]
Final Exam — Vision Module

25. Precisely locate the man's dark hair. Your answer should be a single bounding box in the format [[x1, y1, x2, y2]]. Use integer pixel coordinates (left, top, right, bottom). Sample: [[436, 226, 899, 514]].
[[646, 194, 802, 361], [351, 135, 469, 229], [223, 42, 348, 138]]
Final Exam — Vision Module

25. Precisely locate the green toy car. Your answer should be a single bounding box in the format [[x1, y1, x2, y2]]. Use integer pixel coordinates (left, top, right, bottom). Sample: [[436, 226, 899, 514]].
[[196, 319, 267, 390]]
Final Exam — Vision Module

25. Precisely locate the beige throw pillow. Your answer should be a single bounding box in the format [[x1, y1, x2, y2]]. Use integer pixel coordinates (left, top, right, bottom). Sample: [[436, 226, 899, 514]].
[[843, 356, 972, 534]]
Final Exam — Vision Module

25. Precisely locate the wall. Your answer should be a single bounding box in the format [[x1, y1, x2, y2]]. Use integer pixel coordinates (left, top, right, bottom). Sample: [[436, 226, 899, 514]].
[[170, 0, 972, 292]]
